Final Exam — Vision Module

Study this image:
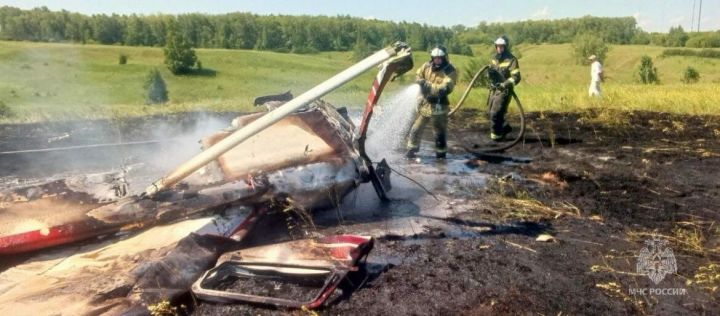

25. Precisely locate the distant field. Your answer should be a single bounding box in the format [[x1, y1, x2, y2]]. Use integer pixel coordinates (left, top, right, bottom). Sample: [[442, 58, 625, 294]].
[[471, 43, 720, 115], [1, 40, 719, 122]]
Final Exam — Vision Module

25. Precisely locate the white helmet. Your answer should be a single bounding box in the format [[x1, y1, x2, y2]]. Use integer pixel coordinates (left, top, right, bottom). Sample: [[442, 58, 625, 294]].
[[494, 37, 507, 46], [430, 46, 446, 57]]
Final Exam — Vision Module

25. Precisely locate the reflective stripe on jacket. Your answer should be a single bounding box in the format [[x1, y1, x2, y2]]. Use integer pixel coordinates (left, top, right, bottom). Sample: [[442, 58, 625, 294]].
[[416, 61, 457, 117], [489, 53, 521, 86], [416, 61, 457, 104]]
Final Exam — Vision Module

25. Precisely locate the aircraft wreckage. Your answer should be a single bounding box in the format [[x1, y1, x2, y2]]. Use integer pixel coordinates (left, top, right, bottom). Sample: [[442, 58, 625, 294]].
[[0, 42, 413, 314]]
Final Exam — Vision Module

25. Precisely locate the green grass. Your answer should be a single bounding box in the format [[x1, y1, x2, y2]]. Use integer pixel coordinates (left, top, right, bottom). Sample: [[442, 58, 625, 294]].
[[456, 44, 720, 115], [1, 41, 719, 122], [0, 41, 385, 121]]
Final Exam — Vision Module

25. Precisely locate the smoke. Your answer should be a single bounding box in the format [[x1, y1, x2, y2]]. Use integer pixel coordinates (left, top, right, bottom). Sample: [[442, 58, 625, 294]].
[[110, 112, 235, 193], [143, 113, 231, 167], [0, 112, 237, 195]]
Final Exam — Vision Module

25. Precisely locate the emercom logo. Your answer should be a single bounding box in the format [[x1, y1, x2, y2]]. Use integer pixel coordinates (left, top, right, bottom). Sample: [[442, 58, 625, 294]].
[[636, 237, 678, 285]]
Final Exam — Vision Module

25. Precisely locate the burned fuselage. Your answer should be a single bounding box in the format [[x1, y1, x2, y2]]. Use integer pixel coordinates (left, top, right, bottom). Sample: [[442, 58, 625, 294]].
[[0, 42, 414, 315], [0, 101, 366, 255], [192, 101, 366, 210], [0, 102, 370, 315]]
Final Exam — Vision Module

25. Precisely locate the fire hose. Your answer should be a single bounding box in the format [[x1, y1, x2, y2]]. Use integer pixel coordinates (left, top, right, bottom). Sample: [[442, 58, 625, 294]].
[[448, 65, 526, 153]]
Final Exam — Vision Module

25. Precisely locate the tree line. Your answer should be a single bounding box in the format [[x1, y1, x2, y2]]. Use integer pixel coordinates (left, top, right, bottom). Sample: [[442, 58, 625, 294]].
[[1, 6, 718, 54], [458, 16, 639, 44], [634, 26, 720, 48], [457, 16, 720, 48], [0, 6, 472, 56]]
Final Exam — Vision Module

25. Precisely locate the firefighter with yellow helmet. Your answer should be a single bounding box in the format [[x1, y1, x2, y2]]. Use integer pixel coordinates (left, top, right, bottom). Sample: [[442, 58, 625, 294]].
[[405, 45, 458, 159], [488, 36, 521, 141]]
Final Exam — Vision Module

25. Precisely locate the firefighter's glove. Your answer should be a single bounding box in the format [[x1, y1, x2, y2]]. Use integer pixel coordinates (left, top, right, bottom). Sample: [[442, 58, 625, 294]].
[[438, 88, 447, 99], [416, 79, 431, 95]]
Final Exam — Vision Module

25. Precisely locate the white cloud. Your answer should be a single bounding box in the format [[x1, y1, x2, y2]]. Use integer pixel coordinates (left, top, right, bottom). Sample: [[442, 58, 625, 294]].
[[530, 6, 550, 20], [633, 12, 654, 31]]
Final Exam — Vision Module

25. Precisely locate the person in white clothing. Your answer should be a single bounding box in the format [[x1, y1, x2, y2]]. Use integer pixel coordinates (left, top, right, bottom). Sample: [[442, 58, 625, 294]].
[[588, 55, 603, 97]]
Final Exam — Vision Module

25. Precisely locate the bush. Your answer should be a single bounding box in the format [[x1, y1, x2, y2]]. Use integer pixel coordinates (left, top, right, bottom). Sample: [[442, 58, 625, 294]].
[[638, 55, 660, 84], [144, 69, 168, 104], [661, 48, 696, 57], [631, 31, 651, 45], [665, 26, 689, 47], [462, 58, 488, 88], [352, 38, 373, 61], [447, 40, 474, 57], [650, 33, 667, 46], [572, 33, 609, 65], [698, 49, 720, 58], [461, 45, 474, 57], [661, 48, 720, 59], [118, 54, 128, 65], [164, 35, 197, 75], [683, 66, 700, 84], [685, 33, 720, 48], [0, 101, 13, 118]]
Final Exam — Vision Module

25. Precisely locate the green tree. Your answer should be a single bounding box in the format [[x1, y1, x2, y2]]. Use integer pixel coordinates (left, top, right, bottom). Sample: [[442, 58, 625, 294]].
[[124, 15, 149, 46], [665, 25, 689, 47], [92, 14, 123, 44], [571, 33, 609, 65], [460, 16, 637, 46], [144, 69, 168, 104], [0, 7, 652, 50], [460, 45, 474, 56], [461, 58, 488, 88], [352, 35, 372, 61], [254, 21, 284, 50], [682, 66, 700, 84], [164, 29, 197, 74], [685, 32, 720, 48], [637, 55, 659, 84], [631, 30, 651, 45], [649, 33, 667, 46]]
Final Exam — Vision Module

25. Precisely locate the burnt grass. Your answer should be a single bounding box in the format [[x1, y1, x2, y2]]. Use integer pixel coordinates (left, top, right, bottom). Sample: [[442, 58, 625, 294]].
[[352, 109, 719, 315], [2, 109, 719, 315], [191, 109, 720, 315]]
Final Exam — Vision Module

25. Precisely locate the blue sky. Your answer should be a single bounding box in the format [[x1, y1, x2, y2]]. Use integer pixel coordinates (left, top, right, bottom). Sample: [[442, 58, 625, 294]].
[[1, 0, 718, 32]]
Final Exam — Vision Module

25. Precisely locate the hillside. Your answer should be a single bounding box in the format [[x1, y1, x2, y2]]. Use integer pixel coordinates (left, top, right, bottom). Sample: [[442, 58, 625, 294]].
[[1, 40, 719, 122]]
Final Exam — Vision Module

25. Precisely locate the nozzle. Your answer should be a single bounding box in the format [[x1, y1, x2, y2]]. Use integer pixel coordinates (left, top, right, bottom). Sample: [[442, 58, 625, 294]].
[[387, 43, 414, 81], [392, 41, 411, 53]]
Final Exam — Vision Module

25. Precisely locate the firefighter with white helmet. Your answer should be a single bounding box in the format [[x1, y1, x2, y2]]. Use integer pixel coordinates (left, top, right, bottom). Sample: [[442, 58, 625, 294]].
[[487, 36, 521, 141], [406, 44, 458, 159]]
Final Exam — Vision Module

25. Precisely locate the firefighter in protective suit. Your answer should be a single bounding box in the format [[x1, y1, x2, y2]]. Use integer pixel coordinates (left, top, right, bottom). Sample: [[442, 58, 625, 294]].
[[405, 45, 458, 159], [488, 36, 521, 141]]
